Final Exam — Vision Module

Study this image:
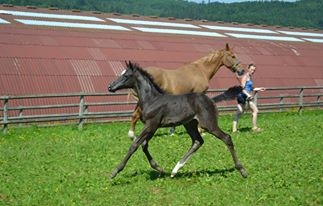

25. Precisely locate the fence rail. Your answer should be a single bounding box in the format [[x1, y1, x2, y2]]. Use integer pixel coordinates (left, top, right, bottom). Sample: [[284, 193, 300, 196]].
[[1, 86, 322, 133]]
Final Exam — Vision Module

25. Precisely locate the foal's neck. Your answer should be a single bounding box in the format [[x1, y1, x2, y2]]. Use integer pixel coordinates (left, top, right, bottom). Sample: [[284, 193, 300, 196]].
[[135, 73, 162, 106]]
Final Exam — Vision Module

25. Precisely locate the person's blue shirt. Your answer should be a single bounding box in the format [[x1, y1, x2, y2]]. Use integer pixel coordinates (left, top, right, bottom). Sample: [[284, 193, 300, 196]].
[[244, 79, 253, 92], [237, 79, 253, 104]]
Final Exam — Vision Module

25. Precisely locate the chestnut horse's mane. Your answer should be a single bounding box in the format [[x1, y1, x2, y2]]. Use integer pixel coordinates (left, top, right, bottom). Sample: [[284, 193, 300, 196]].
[[194, 49, 223, 65]]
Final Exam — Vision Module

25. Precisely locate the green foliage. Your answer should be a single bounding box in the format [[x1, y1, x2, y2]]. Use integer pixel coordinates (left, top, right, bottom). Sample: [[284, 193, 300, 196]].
[[0, 110, 322, 205], [1, 0, 322, 29]]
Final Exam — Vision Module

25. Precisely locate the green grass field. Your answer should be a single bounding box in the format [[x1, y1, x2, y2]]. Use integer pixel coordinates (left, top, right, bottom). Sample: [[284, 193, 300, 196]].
[[1, 110, 322, 205]]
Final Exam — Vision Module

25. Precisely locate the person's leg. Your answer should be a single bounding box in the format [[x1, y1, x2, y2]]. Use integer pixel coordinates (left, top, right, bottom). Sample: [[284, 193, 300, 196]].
[[249, 101, 261, 132], [232, 104, 244, 132]]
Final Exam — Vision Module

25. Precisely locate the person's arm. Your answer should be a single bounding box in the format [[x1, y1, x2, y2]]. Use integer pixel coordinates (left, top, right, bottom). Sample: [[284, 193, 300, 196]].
[[253, 87, 266, 92]]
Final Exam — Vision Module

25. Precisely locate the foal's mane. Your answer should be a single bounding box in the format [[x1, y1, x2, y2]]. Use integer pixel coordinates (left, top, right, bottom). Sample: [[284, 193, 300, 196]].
[[130, 62, 165, 94]]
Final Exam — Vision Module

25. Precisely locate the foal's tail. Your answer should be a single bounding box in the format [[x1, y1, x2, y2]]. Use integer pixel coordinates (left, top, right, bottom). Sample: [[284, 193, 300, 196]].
[[211, 85, 242, 103]]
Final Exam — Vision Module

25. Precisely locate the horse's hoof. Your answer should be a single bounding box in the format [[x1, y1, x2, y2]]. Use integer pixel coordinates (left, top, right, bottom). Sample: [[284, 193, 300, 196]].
[[240, 168, 248, 178], [109, 173, 116, 180], [158, 168, 166, 174], [128, 130, 135, 139], [170, 173, 176, 178], [110, 169, 119, 180]]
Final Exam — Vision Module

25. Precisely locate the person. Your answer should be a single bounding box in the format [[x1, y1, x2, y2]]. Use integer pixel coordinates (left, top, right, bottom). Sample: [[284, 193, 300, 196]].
[[232, 63, 266, 133]]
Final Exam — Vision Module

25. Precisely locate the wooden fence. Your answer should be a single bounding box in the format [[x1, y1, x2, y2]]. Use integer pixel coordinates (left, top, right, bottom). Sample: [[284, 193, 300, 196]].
[[1, 86, 322, 133]]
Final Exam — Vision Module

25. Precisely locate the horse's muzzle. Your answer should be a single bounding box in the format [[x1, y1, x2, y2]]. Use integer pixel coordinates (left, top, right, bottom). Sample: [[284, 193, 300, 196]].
[[108, 85, 116, 93]]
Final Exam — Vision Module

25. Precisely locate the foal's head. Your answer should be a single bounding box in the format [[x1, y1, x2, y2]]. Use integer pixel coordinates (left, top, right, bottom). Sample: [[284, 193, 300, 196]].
[[108, 61, 164, 93], [108, 61, 136, 92]]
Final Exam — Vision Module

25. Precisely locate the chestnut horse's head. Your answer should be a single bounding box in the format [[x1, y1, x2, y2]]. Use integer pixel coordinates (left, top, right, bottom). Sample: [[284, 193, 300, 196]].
[[221, 43, 244, 74]]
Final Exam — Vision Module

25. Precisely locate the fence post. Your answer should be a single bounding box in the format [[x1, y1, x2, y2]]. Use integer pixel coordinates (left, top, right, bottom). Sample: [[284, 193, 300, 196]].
[[317, 95, 321, 105], [2, 97, 8, 134], [18, 107, 23, 127], [298, 88, 304, 114], [279, 96, 284, 112], [78, 95, 85, 130]]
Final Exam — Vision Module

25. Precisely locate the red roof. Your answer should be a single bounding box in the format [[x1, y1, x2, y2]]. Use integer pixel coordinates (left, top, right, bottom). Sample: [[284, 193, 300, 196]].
[[0, 5, 323, 96]]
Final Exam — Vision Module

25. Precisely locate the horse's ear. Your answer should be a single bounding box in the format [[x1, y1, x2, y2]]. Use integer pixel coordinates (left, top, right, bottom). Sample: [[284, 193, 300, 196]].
[[125, 60, 132, 68], [226, 43, 230, 51], [128, 61, 135, 71]]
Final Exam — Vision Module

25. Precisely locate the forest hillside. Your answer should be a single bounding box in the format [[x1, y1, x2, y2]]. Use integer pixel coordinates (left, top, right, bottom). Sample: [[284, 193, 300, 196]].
[[1, 0, 322, 29]]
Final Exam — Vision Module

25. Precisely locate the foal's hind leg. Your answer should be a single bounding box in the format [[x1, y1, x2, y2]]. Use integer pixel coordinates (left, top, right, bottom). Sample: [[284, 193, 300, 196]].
[[204, 122, 248, 178], [171, 119, 204, 177]]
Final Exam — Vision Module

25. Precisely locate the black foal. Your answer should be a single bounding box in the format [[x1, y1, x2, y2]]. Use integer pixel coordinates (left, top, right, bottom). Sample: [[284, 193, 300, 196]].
[[108, 61, 247, 179]]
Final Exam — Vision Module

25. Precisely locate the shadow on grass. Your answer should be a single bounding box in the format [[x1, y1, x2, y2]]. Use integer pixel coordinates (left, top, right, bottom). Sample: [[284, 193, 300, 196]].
[[155, 127, 257, 136], [236, 127, 252, 133], [109, 167, 236, 185], [148, 167, 236, 180]]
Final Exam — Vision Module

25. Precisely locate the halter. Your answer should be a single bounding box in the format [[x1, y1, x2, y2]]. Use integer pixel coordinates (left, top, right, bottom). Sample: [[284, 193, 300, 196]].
[[231, 61, 241, 73], [223, 51, 241, 73]]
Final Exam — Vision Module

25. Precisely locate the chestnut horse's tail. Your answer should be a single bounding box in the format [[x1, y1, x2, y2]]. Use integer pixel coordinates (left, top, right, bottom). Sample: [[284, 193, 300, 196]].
[[211, 86, 242, 103]]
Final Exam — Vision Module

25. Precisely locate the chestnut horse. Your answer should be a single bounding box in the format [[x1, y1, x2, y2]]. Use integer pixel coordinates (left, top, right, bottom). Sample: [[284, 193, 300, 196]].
[[128, 43, 243, 138]]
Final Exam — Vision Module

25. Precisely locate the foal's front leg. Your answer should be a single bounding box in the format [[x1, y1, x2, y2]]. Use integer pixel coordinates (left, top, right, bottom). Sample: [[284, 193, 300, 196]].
[[110, 126, 157, 179], [141, 137, 165, 174]]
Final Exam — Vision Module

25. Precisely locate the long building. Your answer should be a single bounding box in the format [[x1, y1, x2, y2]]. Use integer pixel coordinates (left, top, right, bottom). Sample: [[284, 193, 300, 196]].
[[1, 4, 322, 97]]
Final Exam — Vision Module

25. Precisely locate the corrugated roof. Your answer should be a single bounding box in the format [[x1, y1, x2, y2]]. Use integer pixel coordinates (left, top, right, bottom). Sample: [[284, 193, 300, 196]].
[[0, 5, 322, 98]]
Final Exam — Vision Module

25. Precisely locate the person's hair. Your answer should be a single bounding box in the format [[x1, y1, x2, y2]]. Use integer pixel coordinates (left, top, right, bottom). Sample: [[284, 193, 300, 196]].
[[248, 63, 256, 69]]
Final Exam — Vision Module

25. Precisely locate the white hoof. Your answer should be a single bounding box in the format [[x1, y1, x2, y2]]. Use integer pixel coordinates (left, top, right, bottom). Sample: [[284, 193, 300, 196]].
[[128, 130, 135, 139]]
